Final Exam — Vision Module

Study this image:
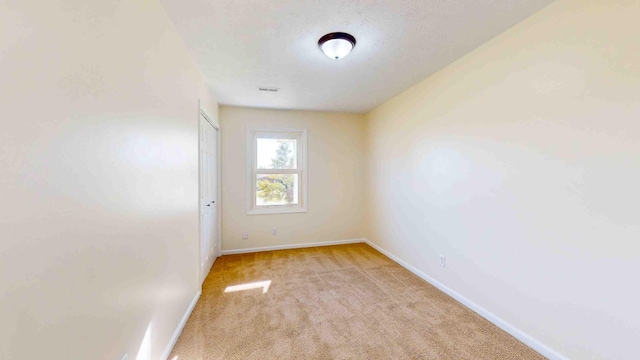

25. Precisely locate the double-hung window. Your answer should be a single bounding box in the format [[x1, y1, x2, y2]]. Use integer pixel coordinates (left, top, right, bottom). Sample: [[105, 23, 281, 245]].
[[247, 128, 307, 215]]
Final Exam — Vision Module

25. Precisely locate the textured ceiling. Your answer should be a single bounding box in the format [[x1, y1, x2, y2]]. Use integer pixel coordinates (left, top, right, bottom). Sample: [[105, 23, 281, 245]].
[[160, 0, 554, 113]]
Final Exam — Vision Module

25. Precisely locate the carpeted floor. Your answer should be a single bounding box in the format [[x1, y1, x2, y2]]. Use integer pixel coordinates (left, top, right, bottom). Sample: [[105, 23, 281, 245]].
[[169, 243, 544, 360]]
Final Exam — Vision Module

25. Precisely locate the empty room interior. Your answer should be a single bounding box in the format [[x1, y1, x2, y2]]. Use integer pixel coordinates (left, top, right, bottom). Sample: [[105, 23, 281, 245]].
[[2, 0, 639, 359]]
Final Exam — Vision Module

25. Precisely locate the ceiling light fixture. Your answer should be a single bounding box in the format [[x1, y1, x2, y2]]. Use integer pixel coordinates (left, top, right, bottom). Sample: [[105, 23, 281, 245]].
[[318, 32, 356, 60]]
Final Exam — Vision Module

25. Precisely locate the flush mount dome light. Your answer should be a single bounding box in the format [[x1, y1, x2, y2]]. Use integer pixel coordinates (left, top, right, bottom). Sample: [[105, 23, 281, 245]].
[[318, 32, 356, 60]]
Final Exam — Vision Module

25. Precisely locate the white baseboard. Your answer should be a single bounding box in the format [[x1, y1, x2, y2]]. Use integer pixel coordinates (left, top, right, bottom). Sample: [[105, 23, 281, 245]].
[[162, 290, 202, 360], [363, 239, 567, 360], [221, 238, 366, 255]]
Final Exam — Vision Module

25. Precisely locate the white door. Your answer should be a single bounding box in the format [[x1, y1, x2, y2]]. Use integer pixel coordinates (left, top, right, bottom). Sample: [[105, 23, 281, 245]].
[[200, 112, 219, 284]]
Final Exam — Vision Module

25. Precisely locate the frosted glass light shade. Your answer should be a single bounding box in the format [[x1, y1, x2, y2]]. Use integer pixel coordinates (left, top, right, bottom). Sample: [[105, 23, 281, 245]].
[[321, 39, 353, 59], [318, 32, 356, 60]]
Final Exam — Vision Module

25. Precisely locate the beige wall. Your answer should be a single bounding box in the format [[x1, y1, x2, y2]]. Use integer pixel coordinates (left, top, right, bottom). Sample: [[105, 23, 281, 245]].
[[0, 0, 216, 359], [365, 0, 640, 359], [220, 106, 365, 251]]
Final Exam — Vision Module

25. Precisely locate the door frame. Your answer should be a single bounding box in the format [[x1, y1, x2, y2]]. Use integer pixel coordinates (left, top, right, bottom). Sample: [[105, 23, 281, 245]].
[[198, 102, 221, 285]]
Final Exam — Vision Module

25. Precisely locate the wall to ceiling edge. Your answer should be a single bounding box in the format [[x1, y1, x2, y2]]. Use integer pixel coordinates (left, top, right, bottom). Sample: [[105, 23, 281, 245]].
[[0, 0, 217, 359], [364, 0, 640, 359]]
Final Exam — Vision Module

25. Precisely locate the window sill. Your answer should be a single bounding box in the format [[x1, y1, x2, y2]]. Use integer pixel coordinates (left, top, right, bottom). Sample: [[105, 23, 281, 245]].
[[247, 206, 307, 215]]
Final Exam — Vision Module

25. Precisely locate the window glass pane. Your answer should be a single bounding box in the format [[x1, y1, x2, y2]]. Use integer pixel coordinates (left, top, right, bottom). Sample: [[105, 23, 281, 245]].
[[257, 138, 297, 169], [256, 174, 299, 206]]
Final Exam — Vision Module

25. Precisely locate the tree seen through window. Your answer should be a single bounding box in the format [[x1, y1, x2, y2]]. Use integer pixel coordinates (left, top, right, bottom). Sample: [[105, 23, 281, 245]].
[[257, 141, 296, 204]]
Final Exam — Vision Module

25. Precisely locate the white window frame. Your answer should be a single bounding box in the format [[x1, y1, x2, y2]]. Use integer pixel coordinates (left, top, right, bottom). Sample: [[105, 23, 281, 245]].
[[247, 128, 307, 215]]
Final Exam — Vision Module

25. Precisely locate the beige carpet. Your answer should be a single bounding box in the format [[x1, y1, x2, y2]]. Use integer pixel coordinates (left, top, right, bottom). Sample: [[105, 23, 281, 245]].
[[170, 243, 544, 360]]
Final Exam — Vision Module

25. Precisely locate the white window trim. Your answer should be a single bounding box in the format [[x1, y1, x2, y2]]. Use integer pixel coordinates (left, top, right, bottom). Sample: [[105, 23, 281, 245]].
[[247, 128, 308, 215]]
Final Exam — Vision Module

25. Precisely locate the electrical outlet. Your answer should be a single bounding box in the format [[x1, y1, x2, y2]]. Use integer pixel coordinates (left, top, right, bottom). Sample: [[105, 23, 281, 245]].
[[242, 232, 248, 239], [439, 255, 446, 268], [272, 227, 278, 235]]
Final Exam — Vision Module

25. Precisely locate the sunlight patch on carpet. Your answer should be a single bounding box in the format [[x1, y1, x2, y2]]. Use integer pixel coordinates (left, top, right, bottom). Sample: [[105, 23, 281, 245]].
[[224, 280, 271, 294]]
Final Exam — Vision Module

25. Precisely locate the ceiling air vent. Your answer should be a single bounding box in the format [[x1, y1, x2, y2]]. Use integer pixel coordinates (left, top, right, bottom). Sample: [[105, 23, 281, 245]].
[[258, 87, 279, 92]]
